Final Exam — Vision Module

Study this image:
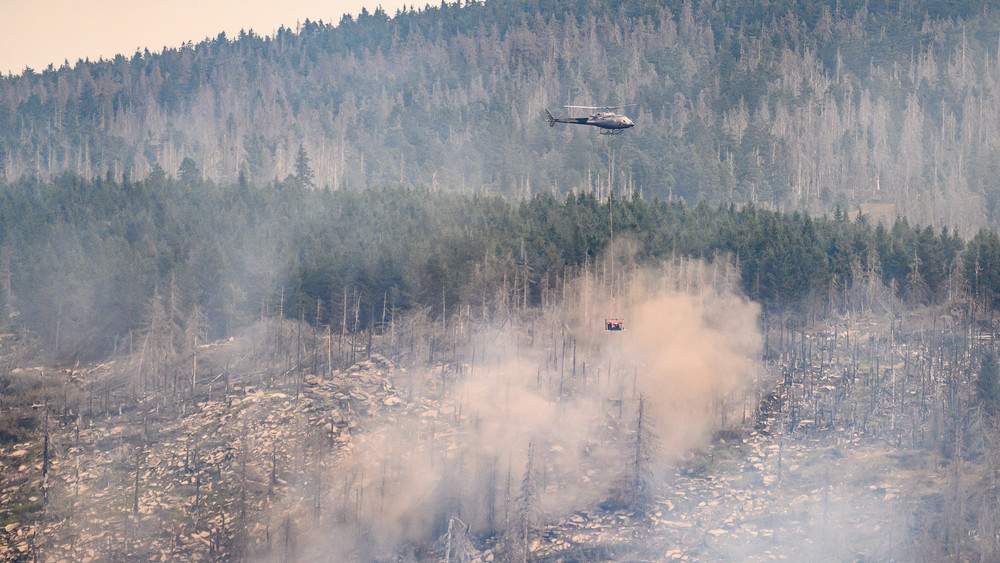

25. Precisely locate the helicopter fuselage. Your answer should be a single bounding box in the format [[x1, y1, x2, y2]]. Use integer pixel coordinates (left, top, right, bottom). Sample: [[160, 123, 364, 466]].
[[546, 109, 634, 131]]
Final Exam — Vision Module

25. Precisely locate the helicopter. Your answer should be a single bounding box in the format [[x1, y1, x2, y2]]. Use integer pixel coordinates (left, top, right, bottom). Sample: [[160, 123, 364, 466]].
[[545, 105, 635, 134]]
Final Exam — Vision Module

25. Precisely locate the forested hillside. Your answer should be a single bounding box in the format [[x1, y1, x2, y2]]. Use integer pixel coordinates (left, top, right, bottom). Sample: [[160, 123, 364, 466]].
[[4, 180, 1000, 559], [1, 0, 999, 227], [8, 2, 1000, 560], [2, 171, 999, 364]]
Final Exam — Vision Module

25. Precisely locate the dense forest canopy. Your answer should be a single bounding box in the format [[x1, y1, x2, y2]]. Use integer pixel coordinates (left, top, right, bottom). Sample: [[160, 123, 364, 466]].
[[4, 0, 1000, 358], [1, 170, 997, 362], [2, 0, 1000, 227]]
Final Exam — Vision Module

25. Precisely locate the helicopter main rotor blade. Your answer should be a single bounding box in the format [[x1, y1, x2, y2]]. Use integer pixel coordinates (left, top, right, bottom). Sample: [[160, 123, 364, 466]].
[[564, 104, 636, 110]]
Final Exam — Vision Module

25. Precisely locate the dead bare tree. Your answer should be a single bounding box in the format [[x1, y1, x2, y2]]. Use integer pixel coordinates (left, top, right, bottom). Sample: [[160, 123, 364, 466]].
[[498, 441, 539, 563], [608, 394, 655, 514]]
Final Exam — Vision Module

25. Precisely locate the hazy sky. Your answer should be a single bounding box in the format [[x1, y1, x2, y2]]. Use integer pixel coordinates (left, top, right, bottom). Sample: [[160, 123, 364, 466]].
[[0, 0, 410, 76]]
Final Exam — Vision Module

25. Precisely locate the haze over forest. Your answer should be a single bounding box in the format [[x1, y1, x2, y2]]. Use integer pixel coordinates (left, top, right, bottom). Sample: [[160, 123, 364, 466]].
[[3, 0, 1000, 561], [2, 0, 999, 228]]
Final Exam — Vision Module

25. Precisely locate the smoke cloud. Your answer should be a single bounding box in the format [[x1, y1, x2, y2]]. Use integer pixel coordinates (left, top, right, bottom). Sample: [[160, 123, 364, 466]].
[[269, 253, 764, 560]]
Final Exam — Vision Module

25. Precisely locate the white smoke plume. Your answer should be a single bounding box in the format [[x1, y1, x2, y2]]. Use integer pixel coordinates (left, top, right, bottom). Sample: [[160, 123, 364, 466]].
[[263, 252, 764, 560]]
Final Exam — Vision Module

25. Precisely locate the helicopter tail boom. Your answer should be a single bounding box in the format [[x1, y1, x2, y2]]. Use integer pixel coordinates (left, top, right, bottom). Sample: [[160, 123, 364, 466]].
[[545, 108, 590, 127]]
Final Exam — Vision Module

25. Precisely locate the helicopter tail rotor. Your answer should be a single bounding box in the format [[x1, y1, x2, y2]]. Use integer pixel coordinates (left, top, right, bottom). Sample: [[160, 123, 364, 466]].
[[545, 108, 556, 127]]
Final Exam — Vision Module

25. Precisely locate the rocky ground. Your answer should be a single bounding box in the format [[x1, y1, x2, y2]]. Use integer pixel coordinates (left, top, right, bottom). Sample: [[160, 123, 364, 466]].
[[0, 344, 405, 561], [529, 430, 930, 562], [0, 318, 968, 561], [1, 398, 935, 562]]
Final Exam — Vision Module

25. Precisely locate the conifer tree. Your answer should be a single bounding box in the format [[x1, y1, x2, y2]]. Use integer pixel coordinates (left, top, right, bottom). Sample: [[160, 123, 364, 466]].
[[295, 145, 314, 189]]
